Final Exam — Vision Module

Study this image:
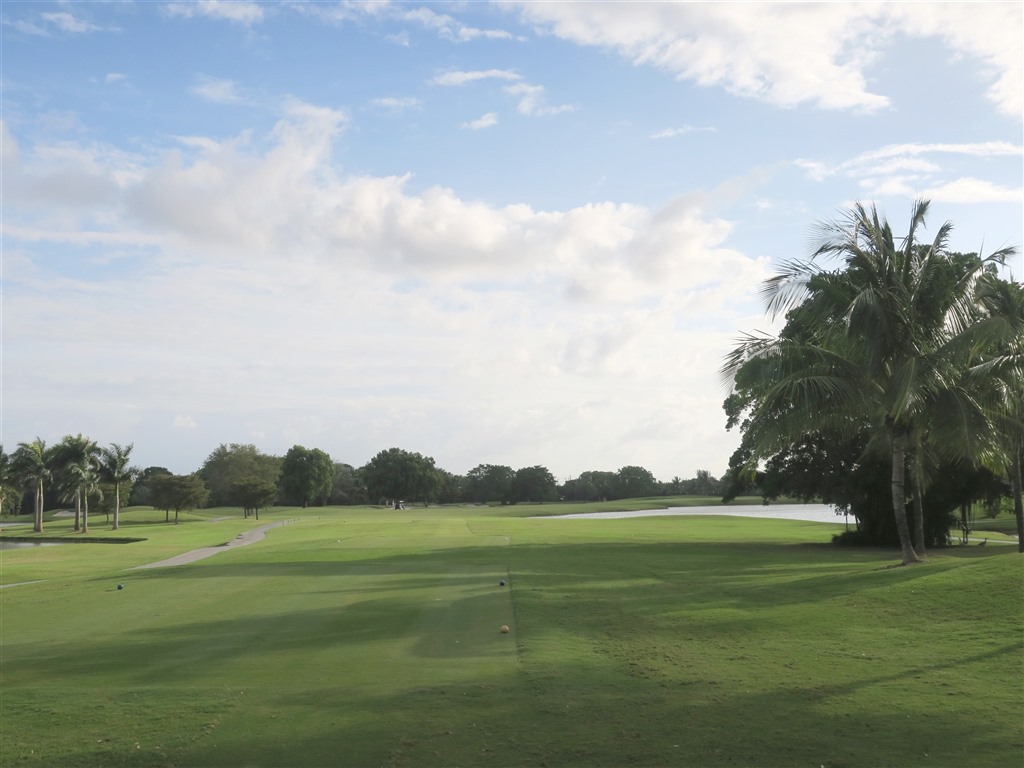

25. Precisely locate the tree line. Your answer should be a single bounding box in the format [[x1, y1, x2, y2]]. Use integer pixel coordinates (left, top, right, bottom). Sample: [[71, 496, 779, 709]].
[[1, 438, 728, 530]]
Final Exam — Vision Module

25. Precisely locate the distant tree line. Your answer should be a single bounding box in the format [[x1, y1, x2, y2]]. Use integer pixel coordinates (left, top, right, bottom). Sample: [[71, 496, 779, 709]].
[[1, 437, 731, 528]]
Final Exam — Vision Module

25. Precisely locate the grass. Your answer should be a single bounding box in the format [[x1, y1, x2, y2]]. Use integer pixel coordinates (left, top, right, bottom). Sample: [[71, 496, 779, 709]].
[[1, 504, 1021, 767]]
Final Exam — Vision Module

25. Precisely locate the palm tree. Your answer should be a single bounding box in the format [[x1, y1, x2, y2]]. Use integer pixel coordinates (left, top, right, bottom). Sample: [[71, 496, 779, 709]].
[[100, 443, 138, 531], [11, 438, 52, 533], [64, 459, 104, 534], [973, 276, 1024, 550], [724, 200, 1015, 565], [52, 435, 100, 532]]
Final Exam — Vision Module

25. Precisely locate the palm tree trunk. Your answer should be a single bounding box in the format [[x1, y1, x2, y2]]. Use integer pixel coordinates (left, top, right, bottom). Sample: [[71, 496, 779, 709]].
[[890, 428, 920, 564], [1012, 443, 1023, 554], [34, 480, 44, 533], [82, 494, 89, 533], [911, 445, 926, 556], [113, 485, 120, 531], [74, 491, 82, 532]]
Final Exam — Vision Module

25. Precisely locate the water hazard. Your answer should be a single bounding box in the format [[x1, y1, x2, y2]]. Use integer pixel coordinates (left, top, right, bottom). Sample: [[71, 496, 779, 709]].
[[536, 503, 848, 524]]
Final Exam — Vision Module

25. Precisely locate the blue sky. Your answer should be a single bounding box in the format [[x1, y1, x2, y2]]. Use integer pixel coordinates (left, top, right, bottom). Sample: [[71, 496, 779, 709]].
[[2, 1, 1022, 481]]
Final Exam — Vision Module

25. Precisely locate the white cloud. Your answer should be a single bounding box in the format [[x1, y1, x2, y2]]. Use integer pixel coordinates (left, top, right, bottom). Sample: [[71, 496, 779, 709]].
[[503, 82, 575, 116], [41, 12, 101, 34], [797, 141, 1024, 203], [191, 76, 246, 104], [164, 1, 265, 26], [869, 176, 1023, 205], [503, 1, 1022, 116], [462, 112, 499, 130], [650, 125, 715, 140], [890, 3, 1023, 117], [2, 105, 768, 481], [105, 73, 127, 84], [432, 69, 521, 86], [371, 96, 422, 111], [401, 7, 514, 42]]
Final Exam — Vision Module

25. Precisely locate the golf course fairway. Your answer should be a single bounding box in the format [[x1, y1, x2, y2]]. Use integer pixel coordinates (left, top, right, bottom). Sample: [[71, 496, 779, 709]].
[[1, 505, 1021, 767]]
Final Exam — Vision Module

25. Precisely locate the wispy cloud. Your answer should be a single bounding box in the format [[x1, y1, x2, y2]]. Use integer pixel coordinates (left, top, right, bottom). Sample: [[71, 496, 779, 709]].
[[432, 69, 521, 87], [503, 83, 576, 116], [42, 12, 101, 34], [650, 125, 716, 140], [164, 1, 265, 26], [797, 141, 1024, 181], [504, 2, 1023, 116], [462, 113, 498, 130], [191, 76, 246, 104], [400, 7, 514, 42], [8, 11, 105, 36], [371, 96, 422, 112]]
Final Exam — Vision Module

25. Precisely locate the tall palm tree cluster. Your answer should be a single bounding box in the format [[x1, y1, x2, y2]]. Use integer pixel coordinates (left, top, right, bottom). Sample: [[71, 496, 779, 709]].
[[722, 200, 1023, 564], [4, 438, 138, 533]]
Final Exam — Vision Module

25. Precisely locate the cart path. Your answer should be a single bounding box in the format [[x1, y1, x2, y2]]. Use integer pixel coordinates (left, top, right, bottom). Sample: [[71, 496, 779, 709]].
[[131, 520, 292, 570]]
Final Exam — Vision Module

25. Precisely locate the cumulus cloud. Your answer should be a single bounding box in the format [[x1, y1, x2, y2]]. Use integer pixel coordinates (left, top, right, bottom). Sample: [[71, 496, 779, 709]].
[[1, 100, 772, 479]]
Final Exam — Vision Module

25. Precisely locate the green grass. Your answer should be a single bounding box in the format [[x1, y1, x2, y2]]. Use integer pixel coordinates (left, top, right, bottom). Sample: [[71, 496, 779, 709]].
[[1, 505, 1021, 767]]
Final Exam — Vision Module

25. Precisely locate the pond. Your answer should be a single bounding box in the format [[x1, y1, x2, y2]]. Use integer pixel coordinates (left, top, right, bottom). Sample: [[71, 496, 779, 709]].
[[535, 503, 848, 524], [0, 540, 65, 550]]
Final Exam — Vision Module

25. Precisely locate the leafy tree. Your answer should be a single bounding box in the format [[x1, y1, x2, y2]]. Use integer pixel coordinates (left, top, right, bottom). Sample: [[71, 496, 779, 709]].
[[464, 464, 514, 504], [199, 444, 281, 507], [614, 466, 658, 499], [150, 474, 209, 524], [329, 463, 367, 505], [435, 469, 464, 505], [232, 476, 278, 519], [510, 465, 558, 504], [689, 469, 721, 497], [562, 470, 617, 501], [128, 466, 172, 506], [278, 445, 334, 507], [99, 443, 139, 531], [11, 438, 52, 532], [361, 448, 442, 506], [0, 446, 21, 516], [723, 200, 1016, 564]]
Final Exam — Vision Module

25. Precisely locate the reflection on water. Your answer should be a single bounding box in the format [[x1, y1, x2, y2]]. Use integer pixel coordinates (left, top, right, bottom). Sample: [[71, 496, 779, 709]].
[[0, 541, 65, 550]]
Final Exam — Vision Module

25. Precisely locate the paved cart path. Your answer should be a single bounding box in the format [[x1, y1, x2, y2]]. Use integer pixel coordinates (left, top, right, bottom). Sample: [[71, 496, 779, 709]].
[[131, 520, 291, 570]]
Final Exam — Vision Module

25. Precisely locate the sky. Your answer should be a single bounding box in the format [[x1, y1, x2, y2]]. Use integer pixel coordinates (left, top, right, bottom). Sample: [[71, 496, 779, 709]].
[[2, 1, 1022, 482]]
